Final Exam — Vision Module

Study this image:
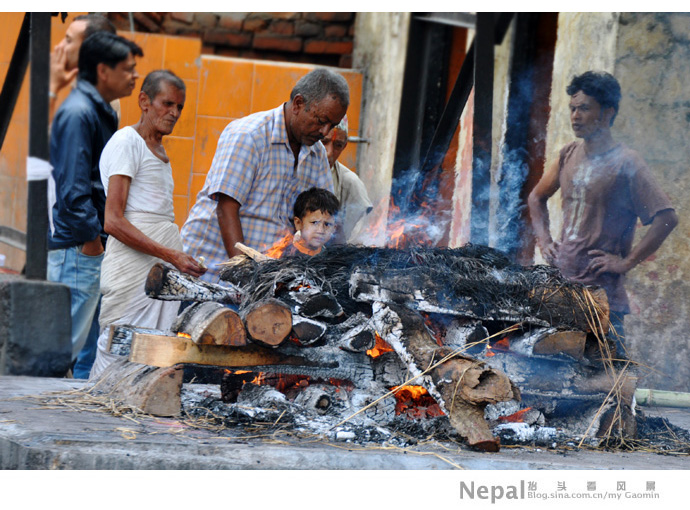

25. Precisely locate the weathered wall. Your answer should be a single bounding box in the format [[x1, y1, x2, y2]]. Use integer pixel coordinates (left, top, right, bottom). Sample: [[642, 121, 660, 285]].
[[351, 12, 410, 246], [613, 13, 690, 392]]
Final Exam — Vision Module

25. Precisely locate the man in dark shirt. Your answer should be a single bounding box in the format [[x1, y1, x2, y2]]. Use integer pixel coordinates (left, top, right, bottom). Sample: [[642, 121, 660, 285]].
[[528, 71, 678, 360], [47, 32, 143, 377]]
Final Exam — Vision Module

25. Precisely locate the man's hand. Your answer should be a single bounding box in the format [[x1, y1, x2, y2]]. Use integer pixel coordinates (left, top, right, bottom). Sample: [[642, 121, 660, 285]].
[[81, 237, 104, 256], [168, 250, 207, 278], [50, 45, 78, 95], [587, 250, 630, 276], [539, 240, 560, 266]]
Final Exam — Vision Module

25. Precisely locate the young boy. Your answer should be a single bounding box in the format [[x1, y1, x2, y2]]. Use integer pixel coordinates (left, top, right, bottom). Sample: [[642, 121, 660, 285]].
[[283, 187, 340, 257]]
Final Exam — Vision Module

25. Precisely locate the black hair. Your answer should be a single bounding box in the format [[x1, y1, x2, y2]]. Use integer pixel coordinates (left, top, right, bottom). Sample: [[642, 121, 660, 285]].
[[73, 13, 117, 38], [566, 71, 621, 125], [141, 70, 186, 99], [78, 32, 143, 85], [293, 187, 340, 219], [290, 68, 350, 109]]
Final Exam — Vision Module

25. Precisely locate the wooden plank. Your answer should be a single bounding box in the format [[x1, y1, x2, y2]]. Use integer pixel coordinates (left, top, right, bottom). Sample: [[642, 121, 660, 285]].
[[128, 331, 311, 369]]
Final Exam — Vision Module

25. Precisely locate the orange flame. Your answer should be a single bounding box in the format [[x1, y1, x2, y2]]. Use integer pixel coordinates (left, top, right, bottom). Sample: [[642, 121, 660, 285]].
[[392, 385, 445, 418], [486, 337, 510, 357], [498, 407, 534, 423], [264, 234, 293, 259], [367, 333, 394, 358], [177, 332, 192, 339]]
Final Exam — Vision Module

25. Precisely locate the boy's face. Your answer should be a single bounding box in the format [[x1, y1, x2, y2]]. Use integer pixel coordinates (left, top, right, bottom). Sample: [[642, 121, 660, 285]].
[[294, 210, 336, 251]]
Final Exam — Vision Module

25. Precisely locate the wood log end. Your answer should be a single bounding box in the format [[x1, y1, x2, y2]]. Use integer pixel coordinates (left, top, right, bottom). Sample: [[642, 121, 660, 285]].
[[244, 300, 292, 347], [144, 262, 168, 296], [469, 439, 501, 452]]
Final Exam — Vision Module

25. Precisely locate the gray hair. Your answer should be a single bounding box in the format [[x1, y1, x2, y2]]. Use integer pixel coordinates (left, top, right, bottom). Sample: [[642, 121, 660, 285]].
[[141, 70, 186, 100], [290, 68, 349, 109]]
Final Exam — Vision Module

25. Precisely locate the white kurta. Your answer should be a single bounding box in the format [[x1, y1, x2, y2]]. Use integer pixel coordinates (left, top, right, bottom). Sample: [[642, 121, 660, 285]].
[[90, 126, 182, 379]]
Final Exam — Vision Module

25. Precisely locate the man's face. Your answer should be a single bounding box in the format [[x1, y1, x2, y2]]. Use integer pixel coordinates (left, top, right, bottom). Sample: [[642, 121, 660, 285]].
[[56, 19, 88, 71], [569, 91, 611, 140], [294, 209, 336, 251], [101, 53, 139, 100], [290, 94, 347, 147], [321, 128, 348, 167], [141, 81, 185, 136]]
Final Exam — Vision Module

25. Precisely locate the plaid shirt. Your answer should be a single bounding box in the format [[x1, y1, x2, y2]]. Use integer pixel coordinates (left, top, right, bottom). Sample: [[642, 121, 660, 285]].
[[181, 104, 333, 282]]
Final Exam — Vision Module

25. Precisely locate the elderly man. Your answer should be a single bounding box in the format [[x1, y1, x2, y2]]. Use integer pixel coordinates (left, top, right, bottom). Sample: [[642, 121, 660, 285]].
[[90, 70, 207, 379], [182, 68, 349, 282], [528, 71, 677, 360], [50, 14, 118, 121], [48, 32, 143, 378], [320, 115, 372, 244]]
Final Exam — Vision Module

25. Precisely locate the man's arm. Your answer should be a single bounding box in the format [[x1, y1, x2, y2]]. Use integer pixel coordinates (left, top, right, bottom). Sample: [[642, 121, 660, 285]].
[[216, 193, 245, 258], [527, 159, 561, 264], [588, 209, 678, 276], [104, 175, 206, 277]]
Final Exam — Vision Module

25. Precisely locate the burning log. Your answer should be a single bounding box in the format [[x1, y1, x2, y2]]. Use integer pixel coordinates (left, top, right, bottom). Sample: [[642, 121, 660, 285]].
[[145, 263, 243, 305], [292, 315, 327, 346], [126, 328, 375, 387], [89, 357, 183, 416], [327, 313, 376, 353], [172, 301, 247, 346], [373, 302, 519, 451], [241, 298, 292, 348], [293, 384, 333, 415]]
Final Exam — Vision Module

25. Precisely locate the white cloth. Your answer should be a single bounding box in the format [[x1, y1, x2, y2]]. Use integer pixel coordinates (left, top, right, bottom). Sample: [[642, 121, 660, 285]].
[[100, 126, 175, 218], [330, 161, 373, 244], [90, 127, 182, 379]]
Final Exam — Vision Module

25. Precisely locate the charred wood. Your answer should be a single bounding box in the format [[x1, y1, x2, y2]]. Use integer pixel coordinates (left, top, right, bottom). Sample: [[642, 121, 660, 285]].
[[145, 263, 243, 304], [292, 315, 327, 346], [373, 302, 518, 451]]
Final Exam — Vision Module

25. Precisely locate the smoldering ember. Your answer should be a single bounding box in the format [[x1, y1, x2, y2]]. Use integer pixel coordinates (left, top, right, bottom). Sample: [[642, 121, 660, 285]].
[[43, 243, 682, 459]]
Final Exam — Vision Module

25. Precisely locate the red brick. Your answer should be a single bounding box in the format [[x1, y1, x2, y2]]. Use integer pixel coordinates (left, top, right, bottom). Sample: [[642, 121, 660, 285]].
[[218, 13, 246, 31], [295, 20, 322, 37], [339, 54, 352, 68], [194, 12, 218, 29], [253, 34, 302, 52], [348, 23, 356, 37], [267, 12, 301, 20], [306, 12, 354, 23], [324, 24, 347, 38], [203, 30, 252, 48], [268, 20, 294, 36], [170, 12, 194, 24], [243, 17, 269, 32], [133, 12, 161, 32], [303, 39, 353, 55]]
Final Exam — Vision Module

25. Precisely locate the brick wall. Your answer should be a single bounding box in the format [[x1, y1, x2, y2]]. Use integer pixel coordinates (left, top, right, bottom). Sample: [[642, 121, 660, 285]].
[[107, 12, 355, 68]]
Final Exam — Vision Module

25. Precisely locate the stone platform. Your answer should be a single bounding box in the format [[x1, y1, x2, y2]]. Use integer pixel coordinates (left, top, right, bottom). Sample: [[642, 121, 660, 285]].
[[0, 375, 688, 470]]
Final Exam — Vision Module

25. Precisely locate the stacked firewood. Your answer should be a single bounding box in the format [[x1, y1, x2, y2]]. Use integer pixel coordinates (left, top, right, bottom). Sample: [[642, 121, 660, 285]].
[[140, 244, 615, 450]]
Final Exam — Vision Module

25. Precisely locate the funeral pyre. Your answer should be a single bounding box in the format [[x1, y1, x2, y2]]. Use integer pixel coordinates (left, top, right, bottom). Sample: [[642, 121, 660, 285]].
[[98, 244, 636, 452]]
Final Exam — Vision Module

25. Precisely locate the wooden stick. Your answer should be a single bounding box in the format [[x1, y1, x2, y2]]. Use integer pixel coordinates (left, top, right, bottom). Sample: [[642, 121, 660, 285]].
[[234, 242, 270, 262]]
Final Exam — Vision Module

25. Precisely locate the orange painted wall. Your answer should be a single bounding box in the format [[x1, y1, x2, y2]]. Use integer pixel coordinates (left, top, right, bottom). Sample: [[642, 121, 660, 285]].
[[0, 13, 362, 271]]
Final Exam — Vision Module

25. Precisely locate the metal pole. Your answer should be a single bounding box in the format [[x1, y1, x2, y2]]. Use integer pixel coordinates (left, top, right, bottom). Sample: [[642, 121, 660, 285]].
[[25, 12, 51, 280], [0, 13, 30, 151]]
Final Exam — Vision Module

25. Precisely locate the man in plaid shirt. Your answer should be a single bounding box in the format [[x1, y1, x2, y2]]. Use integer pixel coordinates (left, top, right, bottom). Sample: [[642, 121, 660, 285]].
[[181, 68, 349, 283]]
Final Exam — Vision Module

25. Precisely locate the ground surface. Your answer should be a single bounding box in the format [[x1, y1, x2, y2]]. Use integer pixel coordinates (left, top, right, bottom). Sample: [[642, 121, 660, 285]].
[[0, 375, 688, 470]]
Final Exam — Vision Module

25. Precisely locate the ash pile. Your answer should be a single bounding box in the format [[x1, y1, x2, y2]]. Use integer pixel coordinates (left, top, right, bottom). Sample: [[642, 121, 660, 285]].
[[105, 244, 635, 452]]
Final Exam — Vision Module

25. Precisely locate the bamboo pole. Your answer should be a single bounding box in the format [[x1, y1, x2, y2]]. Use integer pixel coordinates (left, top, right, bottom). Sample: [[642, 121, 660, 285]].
[[635, 388, 690, 408]]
